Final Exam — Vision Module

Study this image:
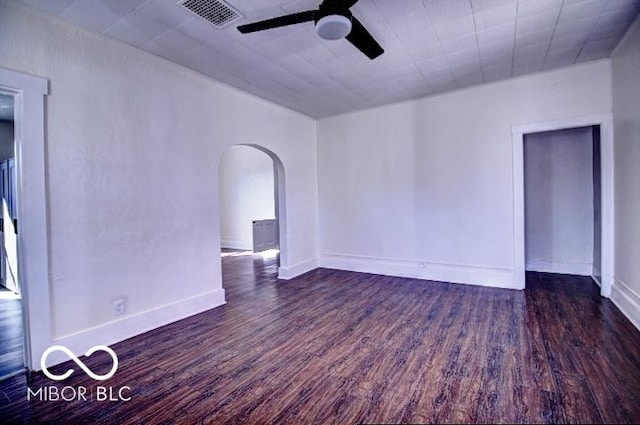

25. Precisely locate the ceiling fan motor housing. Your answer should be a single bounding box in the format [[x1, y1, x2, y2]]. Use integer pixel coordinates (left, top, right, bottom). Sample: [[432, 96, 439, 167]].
[[315, 7, 353, 40]]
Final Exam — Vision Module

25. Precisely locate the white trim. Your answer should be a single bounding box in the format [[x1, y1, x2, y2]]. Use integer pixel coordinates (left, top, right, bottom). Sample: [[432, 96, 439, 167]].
[[42, 289, 226, 368], [319, 254, 517, 289], [278, 258, 318, 280], [0, 67, 51, 371], [525, 260, 592, 276], [0, 68, 47, 95], [512, 132, 526, 290], [610, 278, 640, 332], [512, 114, 613, 135], [511, 113, 614, 297], [599, 118, 615, 297], [220, 237, 251, 250]]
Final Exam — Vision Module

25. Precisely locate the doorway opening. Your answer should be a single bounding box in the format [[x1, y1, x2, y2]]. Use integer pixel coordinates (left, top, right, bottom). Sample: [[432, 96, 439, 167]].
[[524, 126, 601, 283], [0, 67, 50, 373], [0, 91, 24, 379], [218, 145, 286, 294], [512, 114, 614, 296]]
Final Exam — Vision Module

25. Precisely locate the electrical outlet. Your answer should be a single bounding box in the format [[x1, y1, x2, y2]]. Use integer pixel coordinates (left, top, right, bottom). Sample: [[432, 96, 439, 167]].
[[112, 297, 126, 316]]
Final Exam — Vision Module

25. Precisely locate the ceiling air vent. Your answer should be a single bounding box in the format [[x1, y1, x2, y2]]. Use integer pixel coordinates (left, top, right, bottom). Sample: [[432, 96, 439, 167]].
[[178, 0, 243, 28]]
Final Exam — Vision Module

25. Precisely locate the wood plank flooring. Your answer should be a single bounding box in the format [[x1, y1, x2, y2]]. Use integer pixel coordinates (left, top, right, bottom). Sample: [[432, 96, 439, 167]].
[[1, 252, 639, 424], [0, 287, 24, 379]]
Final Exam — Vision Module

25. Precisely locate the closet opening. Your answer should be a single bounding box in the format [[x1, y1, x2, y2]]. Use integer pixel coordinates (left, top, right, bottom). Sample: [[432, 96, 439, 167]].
[[523, 125, 602, 286]]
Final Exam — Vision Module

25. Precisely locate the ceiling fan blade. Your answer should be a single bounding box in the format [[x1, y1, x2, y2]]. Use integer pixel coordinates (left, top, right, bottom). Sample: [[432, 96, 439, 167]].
[[345, 16, 384, 60], [237, 10, 317, 34], [322, 0, 359, 7]]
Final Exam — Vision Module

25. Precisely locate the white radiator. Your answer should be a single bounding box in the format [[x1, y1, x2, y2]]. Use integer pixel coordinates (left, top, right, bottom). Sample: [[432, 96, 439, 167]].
[[252, 219, 278, 252]]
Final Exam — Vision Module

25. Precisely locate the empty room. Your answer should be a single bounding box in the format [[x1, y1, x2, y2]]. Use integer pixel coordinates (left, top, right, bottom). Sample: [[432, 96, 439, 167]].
[[1, 0, 639, 423]]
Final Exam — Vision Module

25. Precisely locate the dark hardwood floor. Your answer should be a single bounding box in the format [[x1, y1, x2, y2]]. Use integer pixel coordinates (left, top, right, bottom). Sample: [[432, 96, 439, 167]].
[[0, 287, 23, 379], [1, 252, 640, 424]]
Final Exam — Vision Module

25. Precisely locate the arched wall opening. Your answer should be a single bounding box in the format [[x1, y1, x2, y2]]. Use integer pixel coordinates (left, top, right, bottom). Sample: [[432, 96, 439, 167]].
[[218, 144, 288, 280]]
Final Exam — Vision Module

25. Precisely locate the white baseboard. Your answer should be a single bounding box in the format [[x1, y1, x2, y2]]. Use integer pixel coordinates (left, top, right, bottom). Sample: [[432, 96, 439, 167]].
[[278, 258, 318, 280], [526, 259, 592, 276], [43, 288, 226, 369], [610, 277, 640, 332], [220, 237, 251, 250], [319, 254, 517, 290]]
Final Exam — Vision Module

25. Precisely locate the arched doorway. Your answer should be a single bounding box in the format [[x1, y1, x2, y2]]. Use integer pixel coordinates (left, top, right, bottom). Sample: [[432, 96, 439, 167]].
[[218, 144, 287, 296]]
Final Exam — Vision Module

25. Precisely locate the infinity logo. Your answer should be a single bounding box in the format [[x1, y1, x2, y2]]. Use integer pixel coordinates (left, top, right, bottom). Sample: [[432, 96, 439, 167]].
[[41, 345, 119, 381]]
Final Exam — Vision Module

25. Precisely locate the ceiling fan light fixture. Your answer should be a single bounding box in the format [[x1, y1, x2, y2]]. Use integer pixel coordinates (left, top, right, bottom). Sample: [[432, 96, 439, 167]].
[[315, 14, 352, 40]]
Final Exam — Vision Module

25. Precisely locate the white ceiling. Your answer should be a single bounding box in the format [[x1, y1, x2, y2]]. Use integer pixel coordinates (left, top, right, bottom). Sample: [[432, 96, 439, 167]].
[[14, 0, 640, 118]]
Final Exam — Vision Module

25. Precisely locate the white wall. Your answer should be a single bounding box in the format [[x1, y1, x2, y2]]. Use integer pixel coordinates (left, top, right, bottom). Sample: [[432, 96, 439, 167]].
[[524, 127, 594, 276], [0, 120, 14, 161], [317, 60, 612, 289], [219, 145, 275, 250], [611, 17, 640, 330], [0, 0, 317, 362]]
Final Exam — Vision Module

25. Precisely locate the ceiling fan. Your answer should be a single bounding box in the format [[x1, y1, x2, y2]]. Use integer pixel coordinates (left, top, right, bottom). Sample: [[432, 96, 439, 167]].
[[237, 0, 384, 60]]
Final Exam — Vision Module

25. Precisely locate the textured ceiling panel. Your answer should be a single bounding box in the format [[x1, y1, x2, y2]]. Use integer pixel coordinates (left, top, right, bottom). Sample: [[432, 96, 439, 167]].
[[14, 0, 640, 118]]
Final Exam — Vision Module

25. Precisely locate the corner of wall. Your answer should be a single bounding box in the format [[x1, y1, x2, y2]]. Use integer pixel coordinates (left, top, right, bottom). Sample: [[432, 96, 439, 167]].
[[278, 258, 318, 280], [610, 13, 640, 59], [611, 278, 640, 332], [610, 10, 640, 333]]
